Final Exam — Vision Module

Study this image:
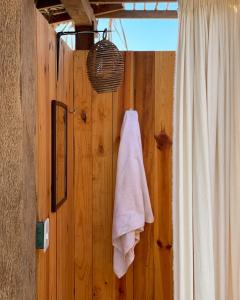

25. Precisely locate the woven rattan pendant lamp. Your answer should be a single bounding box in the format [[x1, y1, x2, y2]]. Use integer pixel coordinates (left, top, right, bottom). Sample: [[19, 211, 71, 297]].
[[87, 29, 124, 94]]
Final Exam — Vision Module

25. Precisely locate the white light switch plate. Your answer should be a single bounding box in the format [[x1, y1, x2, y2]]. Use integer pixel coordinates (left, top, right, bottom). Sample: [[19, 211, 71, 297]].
[[43, 218, 49, 252]]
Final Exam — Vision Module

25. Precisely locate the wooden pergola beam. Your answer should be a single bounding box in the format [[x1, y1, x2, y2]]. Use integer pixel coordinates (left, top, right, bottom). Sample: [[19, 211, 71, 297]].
[[60, 0, 96, 25], [49, 12, 72, 23], [91, 0, 177, 3], [96, 9, 178, 18], [93, 4, 123, 16], [36, 0, 62, 9]]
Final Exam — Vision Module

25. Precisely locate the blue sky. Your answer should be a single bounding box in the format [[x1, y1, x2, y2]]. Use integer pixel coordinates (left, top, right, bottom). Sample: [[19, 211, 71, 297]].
[[97, 19, 178, 50], [97, 3, 178, 51], [56, 3, 178, 51]]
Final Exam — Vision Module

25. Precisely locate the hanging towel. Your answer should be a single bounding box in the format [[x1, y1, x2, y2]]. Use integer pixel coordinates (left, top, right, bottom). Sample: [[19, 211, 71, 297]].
[[112, 110, 154, 278]]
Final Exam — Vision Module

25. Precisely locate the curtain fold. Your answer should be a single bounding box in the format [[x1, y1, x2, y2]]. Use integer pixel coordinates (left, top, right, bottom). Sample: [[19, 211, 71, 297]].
[[174, 1, 240, 299]]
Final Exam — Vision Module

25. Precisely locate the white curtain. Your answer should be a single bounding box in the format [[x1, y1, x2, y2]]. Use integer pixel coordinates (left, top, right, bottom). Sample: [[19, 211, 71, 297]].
[[173, 1, 240, 299]]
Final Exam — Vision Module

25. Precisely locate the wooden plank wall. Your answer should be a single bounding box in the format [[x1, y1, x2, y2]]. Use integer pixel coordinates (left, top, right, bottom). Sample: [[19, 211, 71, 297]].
[[56, 31, 75, 300], [36, 12, 74, 300], [74, 51, 175, 299], [36, 15, 174, 299]]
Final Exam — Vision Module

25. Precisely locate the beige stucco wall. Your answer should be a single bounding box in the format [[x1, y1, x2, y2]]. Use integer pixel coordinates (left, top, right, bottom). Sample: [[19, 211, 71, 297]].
[[0, 1, 36, 299]]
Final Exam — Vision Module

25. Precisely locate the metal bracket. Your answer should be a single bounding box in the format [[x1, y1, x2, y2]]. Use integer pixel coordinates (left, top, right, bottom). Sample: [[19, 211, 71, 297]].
[[56, 28, 109, 80]]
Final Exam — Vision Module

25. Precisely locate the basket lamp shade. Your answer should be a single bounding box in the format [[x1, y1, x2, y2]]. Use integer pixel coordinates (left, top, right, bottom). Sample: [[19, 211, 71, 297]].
[[87, 32, 124, 94]]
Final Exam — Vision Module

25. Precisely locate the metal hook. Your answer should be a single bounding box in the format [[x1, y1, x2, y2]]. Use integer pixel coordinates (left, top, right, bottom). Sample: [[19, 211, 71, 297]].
[[67, 108, 87, 123], [68, 108, 75, 114], [102, 28, 108, 40]]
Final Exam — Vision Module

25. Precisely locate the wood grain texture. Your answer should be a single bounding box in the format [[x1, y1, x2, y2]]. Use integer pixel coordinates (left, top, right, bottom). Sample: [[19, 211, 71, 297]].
[[48, 26, 58, 300], [133, 52, 155, 300], [154, 52, 175, 300], [37, 48, 174, 299], [56, 39, 75, 300], [0, 1, 36, 299], [92, 90, 114, 299], [73, 51, 174, 300], [113, 53, 134, 300], [93, 4, 123, 16], [74, 51, 93, 300], [36, 12, 74, 300], [36, 12, 51, 300], [61, 0, 95, 25], [37, 13, 61, 300], [123, 52, 135, 110]]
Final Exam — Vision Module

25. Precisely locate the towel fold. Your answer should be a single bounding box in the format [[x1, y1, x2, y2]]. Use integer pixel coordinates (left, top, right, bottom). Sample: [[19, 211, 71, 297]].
[[112, 110, 154, 278]]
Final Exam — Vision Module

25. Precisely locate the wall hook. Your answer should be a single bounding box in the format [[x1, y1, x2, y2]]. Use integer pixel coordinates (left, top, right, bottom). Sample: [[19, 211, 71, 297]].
[[68, 108, 75, 114]]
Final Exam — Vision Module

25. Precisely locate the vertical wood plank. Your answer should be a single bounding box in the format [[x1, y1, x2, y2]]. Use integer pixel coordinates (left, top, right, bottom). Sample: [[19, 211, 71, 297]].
[[112, 52, 134, 300], [123, 52, 135, 110], [36, 12, 51, 300], [36, 11, 50, 230], [74, 51, 93, 300], [92, 91, 113, 300], [48, 26, 58, 300], [154, 52, 174, 300], [56, 41, 75, 300], [133, 52, 155, 300]]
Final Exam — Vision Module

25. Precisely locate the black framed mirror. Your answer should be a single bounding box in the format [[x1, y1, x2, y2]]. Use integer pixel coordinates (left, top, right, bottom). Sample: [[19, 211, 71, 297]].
[[51, 100, 68, 212]]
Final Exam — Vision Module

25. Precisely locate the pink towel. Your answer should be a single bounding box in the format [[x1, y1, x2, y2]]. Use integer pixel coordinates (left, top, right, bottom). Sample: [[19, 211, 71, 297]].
[[112, 110, 154, 278]]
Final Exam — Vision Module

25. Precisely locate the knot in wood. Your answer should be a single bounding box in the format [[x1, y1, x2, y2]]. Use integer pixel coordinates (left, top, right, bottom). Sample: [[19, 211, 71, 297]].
[[80, 110, 87, 123], [98, 144, 104, 154], [157, 240, 163, 248], [155, 131, 172, 151], [166, 244, 172, 250]]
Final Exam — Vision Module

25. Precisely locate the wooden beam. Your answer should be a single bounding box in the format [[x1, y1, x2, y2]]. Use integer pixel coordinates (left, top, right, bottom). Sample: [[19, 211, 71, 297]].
[[49, 12, 72, 23], [75, 25, 94, 50], [91, 0, 177, 3], [93, 4, 123, 16], [60, 0, 96, 26], [97, 10, 178, 18], [36, 0, 61, 9]]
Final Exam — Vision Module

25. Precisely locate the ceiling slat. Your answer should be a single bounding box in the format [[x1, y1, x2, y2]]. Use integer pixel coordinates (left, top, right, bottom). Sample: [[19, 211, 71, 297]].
[[91, 0, 177, 3], [93, 4, 124, 16], [96, 9, 178, 18]]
